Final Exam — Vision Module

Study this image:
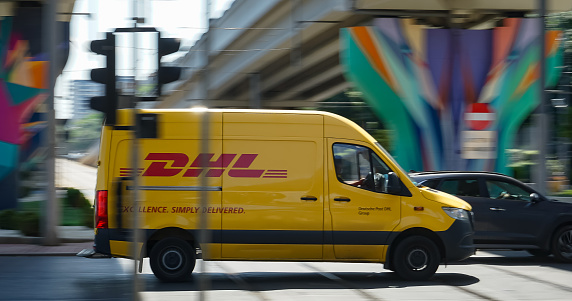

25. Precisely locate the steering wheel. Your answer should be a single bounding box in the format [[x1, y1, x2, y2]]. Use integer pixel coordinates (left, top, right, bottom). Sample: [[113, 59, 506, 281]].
[[360, 173, 375, 191]]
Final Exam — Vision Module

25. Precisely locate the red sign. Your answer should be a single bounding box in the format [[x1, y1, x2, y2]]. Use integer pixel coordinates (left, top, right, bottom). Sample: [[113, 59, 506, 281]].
[[465, 103, 495, 130]]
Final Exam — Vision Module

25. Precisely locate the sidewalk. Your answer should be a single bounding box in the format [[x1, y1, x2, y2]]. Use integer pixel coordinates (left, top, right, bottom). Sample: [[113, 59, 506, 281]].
[[0, 226, 94, 256]]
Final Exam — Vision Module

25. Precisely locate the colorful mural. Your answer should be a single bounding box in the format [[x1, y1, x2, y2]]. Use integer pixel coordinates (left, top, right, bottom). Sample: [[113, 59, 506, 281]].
[[341, 18, 563, 174], [0, 7, 70, 210]]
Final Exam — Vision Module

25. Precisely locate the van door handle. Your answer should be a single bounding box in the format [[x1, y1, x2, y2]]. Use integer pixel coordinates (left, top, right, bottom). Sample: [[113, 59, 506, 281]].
[[334, 197, 351, 202], [489, 207, 506, 211], [301, 196, 318, 201]]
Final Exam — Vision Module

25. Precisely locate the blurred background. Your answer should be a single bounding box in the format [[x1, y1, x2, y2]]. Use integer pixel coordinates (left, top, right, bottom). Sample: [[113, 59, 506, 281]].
[[1, 0, 572, 240]]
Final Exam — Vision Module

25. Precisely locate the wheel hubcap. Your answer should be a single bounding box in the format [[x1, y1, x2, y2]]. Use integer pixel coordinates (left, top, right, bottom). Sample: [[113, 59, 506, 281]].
[[162, 249, 184, 271], [557, 229, 572, 259], [407, 248, 429, 270]]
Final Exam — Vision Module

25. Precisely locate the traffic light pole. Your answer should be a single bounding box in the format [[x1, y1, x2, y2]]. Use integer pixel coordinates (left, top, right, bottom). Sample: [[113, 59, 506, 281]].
[[130, 4, 142, 301], [89, 20, 182, 301]]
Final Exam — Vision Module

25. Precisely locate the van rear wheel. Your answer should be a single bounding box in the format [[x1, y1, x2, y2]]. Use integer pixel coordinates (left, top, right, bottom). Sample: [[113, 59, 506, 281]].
[[392, 236, 440, 281], [150, 237, 196, 282]]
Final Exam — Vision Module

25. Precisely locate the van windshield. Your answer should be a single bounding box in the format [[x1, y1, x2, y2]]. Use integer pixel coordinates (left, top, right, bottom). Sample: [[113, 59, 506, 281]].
[[374, 142, 414, 184]]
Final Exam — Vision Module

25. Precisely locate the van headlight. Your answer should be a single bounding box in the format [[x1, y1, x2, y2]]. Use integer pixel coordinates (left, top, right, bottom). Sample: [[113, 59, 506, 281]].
[[442, 207, 470, 220]]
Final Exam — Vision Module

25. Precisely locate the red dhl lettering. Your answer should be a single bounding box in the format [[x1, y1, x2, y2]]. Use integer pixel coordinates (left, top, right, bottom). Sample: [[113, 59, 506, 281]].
[[119, 153, 288, 178]]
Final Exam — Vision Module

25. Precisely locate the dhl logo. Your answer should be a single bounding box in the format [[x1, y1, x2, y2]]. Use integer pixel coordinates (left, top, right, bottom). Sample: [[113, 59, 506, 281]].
[[119, 153, 287, 178]]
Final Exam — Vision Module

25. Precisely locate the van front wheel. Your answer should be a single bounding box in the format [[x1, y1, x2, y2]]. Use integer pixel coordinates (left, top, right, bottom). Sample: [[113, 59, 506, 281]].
[[150, 237, 196, 282], [392, 236, 440, 281]]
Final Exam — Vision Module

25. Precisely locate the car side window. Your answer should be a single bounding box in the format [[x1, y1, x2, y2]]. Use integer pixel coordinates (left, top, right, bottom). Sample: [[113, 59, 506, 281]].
[[333, 143, 393, 193], [439, 179, 480, 197], [486, 180, 531, 201]]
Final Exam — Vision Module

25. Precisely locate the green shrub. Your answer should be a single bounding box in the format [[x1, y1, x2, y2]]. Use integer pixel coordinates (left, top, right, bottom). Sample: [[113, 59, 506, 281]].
[[18, 211, 40, 237], [554, 189, 572, 197], [83, 207, 94, 228], [0, 210, 18, 230], [65, 188, 91, 209]]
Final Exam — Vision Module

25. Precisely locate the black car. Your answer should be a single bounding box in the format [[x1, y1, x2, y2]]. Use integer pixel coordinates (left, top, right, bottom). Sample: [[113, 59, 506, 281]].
[[409, 171, 572, 262]]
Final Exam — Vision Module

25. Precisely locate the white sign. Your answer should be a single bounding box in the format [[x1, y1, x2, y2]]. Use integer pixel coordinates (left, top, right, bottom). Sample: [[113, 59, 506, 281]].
[[461, 131, 496, 159]]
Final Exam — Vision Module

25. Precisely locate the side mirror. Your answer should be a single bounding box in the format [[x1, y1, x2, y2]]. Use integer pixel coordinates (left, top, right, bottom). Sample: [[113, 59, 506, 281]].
[[530, 193, 541, 203], [387, 172, 401, 194]]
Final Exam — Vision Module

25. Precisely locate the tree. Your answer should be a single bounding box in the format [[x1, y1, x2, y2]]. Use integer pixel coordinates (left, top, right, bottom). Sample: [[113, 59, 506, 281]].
[[67, 113, 104, 153]]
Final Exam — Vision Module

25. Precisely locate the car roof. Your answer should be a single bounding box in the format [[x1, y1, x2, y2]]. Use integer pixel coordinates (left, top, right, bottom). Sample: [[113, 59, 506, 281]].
[[409, 171, 513, 181]]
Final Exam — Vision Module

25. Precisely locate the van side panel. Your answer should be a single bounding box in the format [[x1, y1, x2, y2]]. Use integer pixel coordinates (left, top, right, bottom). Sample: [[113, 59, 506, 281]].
[[220, 112, 324, 260]]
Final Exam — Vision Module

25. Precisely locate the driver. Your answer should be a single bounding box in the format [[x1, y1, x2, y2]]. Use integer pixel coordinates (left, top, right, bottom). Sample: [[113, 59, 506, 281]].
[[334, 156, 362, 186]]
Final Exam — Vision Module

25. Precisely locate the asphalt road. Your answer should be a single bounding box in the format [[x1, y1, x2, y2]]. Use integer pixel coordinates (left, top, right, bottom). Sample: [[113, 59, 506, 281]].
[[1, 250, 571, 301]]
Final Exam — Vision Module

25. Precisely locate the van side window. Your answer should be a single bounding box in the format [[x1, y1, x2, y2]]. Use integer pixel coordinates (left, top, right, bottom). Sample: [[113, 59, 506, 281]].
[[333, 143, 393, 193]]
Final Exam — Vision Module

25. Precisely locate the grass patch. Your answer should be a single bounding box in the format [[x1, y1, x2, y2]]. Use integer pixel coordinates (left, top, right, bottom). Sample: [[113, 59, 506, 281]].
[[17, 200, 93, 227], [554, 189, 572, 197], [0, 188, 94, 235]]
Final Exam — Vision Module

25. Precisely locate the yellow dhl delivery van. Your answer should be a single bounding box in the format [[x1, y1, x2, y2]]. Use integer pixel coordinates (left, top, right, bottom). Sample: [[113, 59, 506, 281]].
[[84, 108, 474, 281]]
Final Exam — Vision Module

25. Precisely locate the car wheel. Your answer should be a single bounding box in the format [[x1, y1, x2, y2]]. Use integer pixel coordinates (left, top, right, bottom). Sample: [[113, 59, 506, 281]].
[[392, 236, 440, 281], [526, 249, 551, 257], [150, 237, 196, 282], [551, 225, 572, 263]]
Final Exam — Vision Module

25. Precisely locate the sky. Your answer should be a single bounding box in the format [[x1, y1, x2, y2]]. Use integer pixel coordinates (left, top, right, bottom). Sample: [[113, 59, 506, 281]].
[[57, 0, 235, 118]]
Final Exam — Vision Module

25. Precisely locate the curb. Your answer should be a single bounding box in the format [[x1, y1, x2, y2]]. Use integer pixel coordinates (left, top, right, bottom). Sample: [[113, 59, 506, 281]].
[[0, 236, 93, 244], [0, 241, 94, 257], [0, 252, 84, 257]]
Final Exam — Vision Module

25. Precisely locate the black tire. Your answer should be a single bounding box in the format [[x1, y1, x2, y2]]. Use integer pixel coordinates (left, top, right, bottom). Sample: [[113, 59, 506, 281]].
[[551, 225, 572, 263], [150, 237, 196, 282], [392, 236, 440, 281], [526, 249, 551, 257]]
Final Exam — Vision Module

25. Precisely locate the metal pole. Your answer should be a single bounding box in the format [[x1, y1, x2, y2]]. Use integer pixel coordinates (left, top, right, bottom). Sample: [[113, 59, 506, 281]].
[[290, 0, 301, 66], [250, 73, 261, 108], [42, 0, 59, 246], [198, 1, 212, 300], [130, 1, 142, 301], [534, 0, 548, 195]]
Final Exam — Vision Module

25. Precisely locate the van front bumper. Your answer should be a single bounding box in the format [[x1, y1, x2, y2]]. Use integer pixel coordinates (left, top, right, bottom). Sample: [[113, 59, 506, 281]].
[[437, 219, 475, 262]]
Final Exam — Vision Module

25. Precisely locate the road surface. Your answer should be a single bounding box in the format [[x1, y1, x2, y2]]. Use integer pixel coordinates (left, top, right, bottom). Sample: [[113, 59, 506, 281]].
[[1, 250, 571, 301]]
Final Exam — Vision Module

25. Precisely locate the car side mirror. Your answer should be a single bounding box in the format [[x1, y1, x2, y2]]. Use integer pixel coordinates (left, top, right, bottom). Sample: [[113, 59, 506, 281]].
[[530, 193, 541, 203], [387, 172, 401, 194]]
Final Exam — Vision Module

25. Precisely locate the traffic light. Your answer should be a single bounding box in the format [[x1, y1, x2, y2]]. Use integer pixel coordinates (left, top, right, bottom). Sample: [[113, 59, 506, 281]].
[[157, 36, 182, 96], [89, 32, 117, 125]]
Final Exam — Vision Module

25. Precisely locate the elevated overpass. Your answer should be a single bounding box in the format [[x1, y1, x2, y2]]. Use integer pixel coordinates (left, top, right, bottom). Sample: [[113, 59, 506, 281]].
[[159, 0, 571, 109], [0, 1, 74, 20]]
